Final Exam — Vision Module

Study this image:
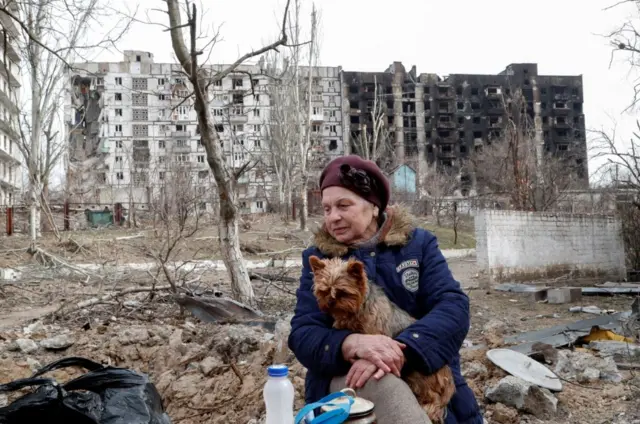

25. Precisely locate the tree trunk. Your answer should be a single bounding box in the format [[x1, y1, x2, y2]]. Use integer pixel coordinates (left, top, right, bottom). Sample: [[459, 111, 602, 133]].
[[29, 43, 42, 246]]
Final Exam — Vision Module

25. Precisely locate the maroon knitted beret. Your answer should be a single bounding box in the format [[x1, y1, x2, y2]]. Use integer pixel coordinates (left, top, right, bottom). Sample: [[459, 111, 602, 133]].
[[319, 155, 391, 211]]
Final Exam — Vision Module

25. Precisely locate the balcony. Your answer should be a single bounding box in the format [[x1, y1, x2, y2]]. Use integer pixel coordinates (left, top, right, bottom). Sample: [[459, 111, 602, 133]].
[[0, 145, 19, 164], [0, 90, 16, 114], [310, 112, 325, 122], [171, 131, 191, 137], [172, 145, 192, 153], [0, 65, 20, 88], [436, 119, 456, 129], [0, 118, 19, 140]]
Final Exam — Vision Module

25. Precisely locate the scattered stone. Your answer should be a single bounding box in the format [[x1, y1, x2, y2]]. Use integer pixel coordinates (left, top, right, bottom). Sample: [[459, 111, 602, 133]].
[[554, 350, 622, 383], [118, 327, 150, 345], [0, 393, 7, 408], [26, 357, 42, 373], [199, 356, 224, 376], [40, 334, 75, 351], [487, 403, 519, 424], [23, 321, 46, 336], [547, 288, 582, 304], [462, 361, 488, 379], [485, 376, 558, 418], [15, 338, 38, 354], [483, 319, 508, 334], [215, 325, 262, 358]]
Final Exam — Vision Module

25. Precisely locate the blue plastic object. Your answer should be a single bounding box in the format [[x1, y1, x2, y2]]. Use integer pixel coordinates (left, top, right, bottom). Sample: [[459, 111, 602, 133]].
[[294, 391, 354, 424]]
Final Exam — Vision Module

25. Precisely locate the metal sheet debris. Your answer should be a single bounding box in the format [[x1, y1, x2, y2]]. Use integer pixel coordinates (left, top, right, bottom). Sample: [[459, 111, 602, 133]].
[[505, 311, 632, 355]]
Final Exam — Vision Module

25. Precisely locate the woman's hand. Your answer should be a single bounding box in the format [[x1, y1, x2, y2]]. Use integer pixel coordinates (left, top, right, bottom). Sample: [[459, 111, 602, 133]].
[[342, 334, 406, 377], [345, 359, 385, 389]]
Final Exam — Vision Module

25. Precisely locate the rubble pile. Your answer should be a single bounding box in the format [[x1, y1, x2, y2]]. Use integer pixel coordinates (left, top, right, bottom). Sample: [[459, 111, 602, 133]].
[[0, 317, 304, 424]]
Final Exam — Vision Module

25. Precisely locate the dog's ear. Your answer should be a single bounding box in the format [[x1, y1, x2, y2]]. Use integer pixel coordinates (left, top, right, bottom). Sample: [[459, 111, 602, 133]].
[[308, 255, 325, 273], [346, 260, 365, 280]]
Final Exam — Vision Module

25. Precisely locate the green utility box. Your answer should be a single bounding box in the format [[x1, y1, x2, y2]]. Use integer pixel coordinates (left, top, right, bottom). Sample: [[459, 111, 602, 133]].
[[84, 209, 113, 228]]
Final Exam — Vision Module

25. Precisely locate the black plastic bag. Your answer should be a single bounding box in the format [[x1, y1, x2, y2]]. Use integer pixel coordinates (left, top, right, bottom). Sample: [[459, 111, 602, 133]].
[[0, 356, 172, 424]]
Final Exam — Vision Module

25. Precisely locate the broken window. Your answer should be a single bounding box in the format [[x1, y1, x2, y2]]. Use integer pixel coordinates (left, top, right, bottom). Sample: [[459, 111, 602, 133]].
[[490, 130, 501, 139], [115, 93, 122, 101], [460, 145, 467, 153], [573, 102, 582, 112], [473, 131, 482, 139], [437, 130, 451, 138], [158, 140, 165, 149], [439, 116, 451, 123], [458, 131, 465, 139], [457, 117, 464, 124], [486, 87, 499, 95], [541, 102, 547, 110], [132, 78, 147, 90], [456, 86, 463, 95], [471, 102, 480, 110], [136, 55, 141, 62], [557, 129, 569, 137], [115, 124, 122, 132], [198, 155, 205, 163], [471, 88, 479, 96], [542, 116, 548, 124], [441, 145, 452, 153], [438, 86, 449, 95], [215, 124, 224, 133], [133, 139, 148, 148], [524, 79, 530, 85], [574, 130, 582, 139], [489, 117, 500, 125], [198, 171, 208, 179], [116, 140, 123, 149], [440, 159, 453, 167], [115, 77, 122, 85], [438, 102, 449, 113], [158, 171, 165, 180], [557, 144, 569, 151], [116, 172, 124, 180], [132, 93, 148, 107], [556, 116, 566, 125], [540, 87, 547, 95], [457, 102, 464, 111], [158, 94, 165, 101], [329, 140, 338, 150], [115, 108, 122, 116], [473, 117, 481, 124], [573, 116, 580, 124], [571, 88, 579, 96], [554, 101, 566, 109], [424, 101, 431, 111], [233, 94, 243, 104], [233, 78, 243, 89]]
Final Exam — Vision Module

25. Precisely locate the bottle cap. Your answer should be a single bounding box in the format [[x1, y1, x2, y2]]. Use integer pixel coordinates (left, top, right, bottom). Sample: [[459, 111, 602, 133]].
[[267, 364, 289, 377]]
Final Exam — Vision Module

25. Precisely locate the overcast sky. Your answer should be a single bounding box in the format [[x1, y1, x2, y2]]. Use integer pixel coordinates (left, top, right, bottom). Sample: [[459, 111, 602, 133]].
[[85, 0, 639, 184]]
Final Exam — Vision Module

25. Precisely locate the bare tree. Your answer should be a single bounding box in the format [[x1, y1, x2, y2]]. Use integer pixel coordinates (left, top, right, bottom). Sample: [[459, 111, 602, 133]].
[[471, 88, 578, 211], [350, 76, 393, 165], [165, 0, 292, 305], [0, 0, 132, 246], [423, 163, 459, 226], [297, 2, 318, 231]]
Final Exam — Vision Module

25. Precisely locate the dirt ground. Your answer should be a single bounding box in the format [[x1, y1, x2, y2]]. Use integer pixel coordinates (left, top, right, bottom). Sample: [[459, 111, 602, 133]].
[[0, 220, 638, 424]]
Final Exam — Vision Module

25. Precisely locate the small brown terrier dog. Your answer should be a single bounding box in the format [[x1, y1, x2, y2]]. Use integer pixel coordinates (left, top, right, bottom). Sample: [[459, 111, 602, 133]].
[[309, 255, 455, 423]]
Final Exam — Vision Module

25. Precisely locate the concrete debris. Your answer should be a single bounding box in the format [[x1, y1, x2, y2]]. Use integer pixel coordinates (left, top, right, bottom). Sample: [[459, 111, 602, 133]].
[[483, 319, 508, 334], [23, 321, 46, 336], [569, 305, 615, 315], [554, 350, 622, 383], [117, 327, 150, 345], [40, 334, 75, 351], [485, 403, 519, 424], [199, 356, 225, 376], [547, 288, 582, 304], [485, 376, 557, 418], [215, 325, 263, 358], [0, 394, 7, 408], [14, 338, 38, 354], [587, 340, 640, 358], [462, 361, 488, 379], [26, 357, 42, 373]]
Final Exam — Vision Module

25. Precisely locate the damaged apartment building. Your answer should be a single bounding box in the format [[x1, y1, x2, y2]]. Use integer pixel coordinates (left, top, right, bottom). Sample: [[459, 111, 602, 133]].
[[65, 51, 344, 213], [341, 62, 587, 194], [65, 51, 281, 213], [65, 52, 586, 210], [0, 3, 23, 206]]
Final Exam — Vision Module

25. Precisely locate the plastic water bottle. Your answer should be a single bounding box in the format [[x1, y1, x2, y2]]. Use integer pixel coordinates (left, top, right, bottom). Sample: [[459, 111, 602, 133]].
[[264, 364, 295, 424]]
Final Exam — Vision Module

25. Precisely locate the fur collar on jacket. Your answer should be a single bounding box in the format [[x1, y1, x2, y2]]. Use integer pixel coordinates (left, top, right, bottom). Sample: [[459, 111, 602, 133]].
[[312, 205, 416, 257]]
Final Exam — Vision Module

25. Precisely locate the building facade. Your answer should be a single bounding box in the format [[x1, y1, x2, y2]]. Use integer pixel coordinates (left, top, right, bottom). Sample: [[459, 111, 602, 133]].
[[65, 54, 586, 211], [0, 4, 23, 206]]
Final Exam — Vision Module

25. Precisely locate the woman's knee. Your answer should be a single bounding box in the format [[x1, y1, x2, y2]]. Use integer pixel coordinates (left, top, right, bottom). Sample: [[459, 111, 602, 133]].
[[359, 374, 416, 399]]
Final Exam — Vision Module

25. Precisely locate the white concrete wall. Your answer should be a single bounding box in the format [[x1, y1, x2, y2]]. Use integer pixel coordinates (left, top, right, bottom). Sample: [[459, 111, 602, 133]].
[[475, 209, 626, 281]]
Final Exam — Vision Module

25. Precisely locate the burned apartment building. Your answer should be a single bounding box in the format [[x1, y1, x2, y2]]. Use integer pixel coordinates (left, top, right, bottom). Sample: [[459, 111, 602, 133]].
[[0, 3, 23, 206], [65, 51, 275, 213], [341, 62, 588, 193]]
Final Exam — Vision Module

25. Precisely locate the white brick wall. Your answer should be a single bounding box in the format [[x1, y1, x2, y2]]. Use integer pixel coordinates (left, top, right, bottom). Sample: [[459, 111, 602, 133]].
[[475, 210, 626, 281]]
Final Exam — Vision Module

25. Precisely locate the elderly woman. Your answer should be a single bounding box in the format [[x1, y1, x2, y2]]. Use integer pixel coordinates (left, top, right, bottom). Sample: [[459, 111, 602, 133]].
[[288, 156, 482, 424]]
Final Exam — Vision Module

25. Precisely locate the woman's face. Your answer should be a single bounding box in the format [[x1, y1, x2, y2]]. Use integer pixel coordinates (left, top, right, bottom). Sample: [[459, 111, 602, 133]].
[[321, 186, 377, 244]]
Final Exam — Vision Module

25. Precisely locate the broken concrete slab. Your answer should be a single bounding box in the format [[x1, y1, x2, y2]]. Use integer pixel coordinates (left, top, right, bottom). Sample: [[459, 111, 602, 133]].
[[494, 283, 549, 302], [547, 287, 582, 304], [485, 376, 558, 418], [40, 334, 75, 351], [587, 340, 640, 358], [554, 350, 622, 383], [569, 305, 615, 315]]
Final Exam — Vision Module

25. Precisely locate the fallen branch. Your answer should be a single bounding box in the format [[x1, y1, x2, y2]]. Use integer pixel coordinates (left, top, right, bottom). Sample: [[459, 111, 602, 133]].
[[53, 284, 179, 317], [31, 247, 98, 280]]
